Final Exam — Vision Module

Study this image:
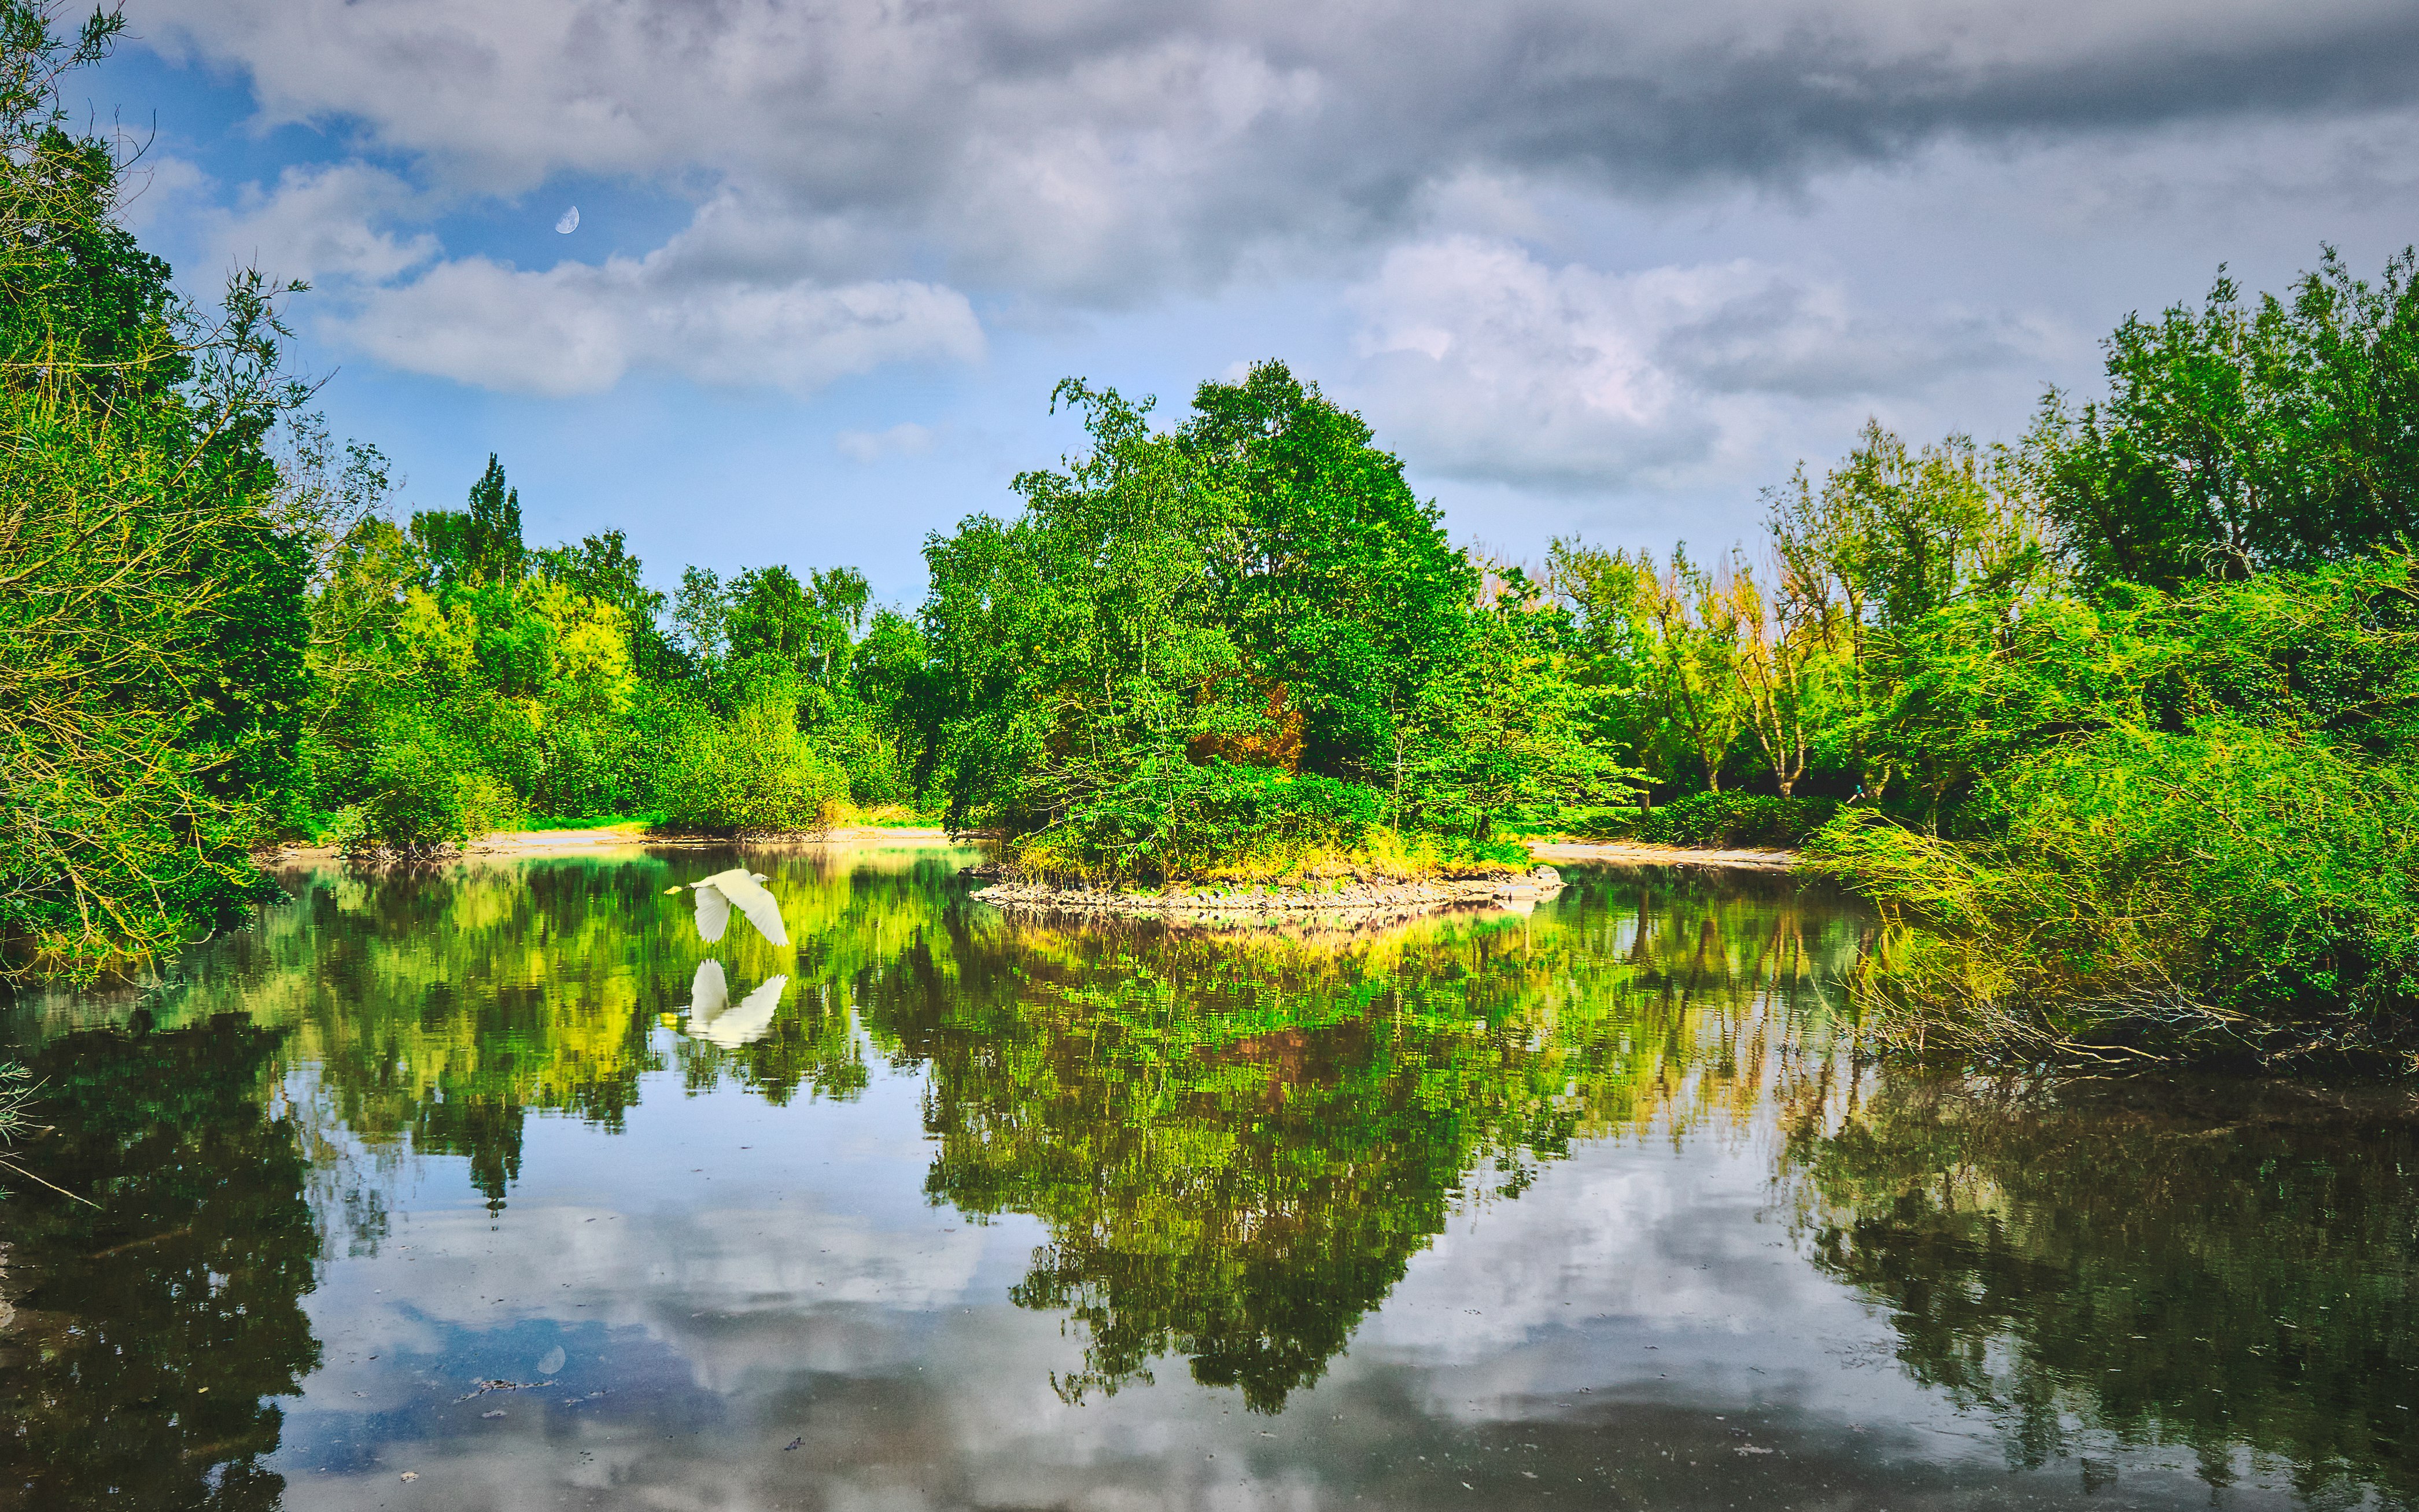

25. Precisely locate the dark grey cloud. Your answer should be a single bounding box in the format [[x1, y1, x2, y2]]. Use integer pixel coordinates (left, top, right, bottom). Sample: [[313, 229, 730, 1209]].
[[1447, 5, 2419, 189], [144, 1, 2419, 303], [128, 0, 2418, 518]]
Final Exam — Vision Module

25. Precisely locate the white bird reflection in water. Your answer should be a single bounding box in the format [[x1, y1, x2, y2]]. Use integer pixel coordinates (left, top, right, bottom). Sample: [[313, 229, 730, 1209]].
[[677, 959, 791, 1048], [665, 868, 791, 947]]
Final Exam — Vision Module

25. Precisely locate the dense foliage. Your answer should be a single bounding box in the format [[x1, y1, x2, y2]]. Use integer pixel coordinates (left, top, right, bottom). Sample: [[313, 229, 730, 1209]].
[[1537, 252, 2419, 1062], [915, 368, 1620, 881], [1, 3, 315, 981]]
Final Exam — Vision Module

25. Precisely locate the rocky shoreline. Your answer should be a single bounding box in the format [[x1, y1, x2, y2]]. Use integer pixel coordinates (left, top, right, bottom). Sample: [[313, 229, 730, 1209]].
[[969, 865, 1566, 921]]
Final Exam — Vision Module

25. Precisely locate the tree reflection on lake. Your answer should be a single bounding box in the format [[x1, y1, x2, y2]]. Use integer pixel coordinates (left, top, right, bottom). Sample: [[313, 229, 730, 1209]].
[[0, 1017, 320, 1511], [3, 847, 2414, 1511], [1780, 1071, 2419, 1504], [876, 882, 1862, 1410]]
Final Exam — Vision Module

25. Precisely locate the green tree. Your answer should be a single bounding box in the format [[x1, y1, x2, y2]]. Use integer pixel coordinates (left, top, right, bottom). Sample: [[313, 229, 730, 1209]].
[[410, 452, 525, 592], [1182, 361, 1480, 784], [1, 0, 321, 980], [915, 364, 1603, 877], [2032, 249, 2419, 593]]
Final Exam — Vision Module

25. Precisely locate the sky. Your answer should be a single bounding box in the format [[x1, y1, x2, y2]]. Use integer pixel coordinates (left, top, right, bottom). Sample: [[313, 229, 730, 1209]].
[[82, 0, 2419, 603]]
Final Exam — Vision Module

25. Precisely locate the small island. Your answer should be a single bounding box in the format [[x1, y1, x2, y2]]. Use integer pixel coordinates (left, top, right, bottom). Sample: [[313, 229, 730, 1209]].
[[968, 862, 1567, 923]]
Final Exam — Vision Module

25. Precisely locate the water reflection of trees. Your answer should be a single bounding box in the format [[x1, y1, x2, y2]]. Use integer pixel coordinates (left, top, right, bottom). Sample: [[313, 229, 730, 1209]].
[[17, 850, 946, 1208], [856, 871, 1863, 1409], [8, 854, 1864, 1420], [1779, 1073, 2419, 1504], [0, 1016, 321, 1510]]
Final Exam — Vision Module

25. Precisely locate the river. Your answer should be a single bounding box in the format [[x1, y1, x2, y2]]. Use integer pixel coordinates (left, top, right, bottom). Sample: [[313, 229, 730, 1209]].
[[1, 841, 2411, 1511]]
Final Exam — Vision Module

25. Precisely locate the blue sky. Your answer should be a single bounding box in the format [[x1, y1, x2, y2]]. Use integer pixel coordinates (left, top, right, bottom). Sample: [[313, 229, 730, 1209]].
[[84, 0, 2419, 604]]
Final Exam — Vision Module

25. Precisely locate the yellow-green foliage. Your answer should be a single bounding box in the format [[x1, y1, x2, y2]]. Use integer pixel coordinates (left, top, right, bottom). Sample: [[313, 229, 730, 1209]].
[[654, 692, 849, 835]]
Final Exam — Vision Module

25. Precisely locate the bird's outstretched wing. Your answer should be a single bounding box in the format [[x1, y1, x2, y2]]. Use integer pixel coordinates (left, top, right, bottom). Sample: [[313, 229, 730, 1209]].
[[703, 868, 790, 947], [692, 882, 733, 944], [696, 974, 787, 1048]]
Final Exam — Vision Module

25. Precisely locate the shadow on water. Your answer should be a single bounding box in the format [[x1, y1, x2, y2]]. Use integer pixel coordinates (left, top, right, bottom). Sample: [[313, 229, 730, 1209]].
[[0, 849, 2413, 1508], [0, 1017, 319, 1511]]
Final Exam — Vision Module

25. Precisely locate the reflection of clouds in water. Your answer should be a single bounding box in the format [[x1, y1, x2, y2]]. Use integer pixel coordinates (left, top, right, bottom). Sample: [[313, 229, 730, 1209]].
[[273, 1131, 2090, 1512]]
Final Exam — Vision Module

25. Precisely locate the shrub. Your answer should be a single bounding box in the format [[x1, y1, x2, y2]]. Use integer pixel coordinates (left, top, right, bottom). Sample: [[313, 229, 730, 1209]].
[[655, 694, 849, 836], [1579, 792, 1840, 849], [1012, 759, 1376, 882], [1006, 757, 1531, 883], [1807, 723, 2419, 1064]]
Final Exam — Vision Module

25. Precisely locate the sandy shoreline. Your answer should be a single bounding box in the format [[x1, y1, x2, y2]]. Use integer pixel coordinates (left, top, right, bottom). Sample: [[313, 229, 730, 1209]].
[[265, 827, 1798, 876], [1529, 839, 1798, 871], [267, 825, 971, 863]]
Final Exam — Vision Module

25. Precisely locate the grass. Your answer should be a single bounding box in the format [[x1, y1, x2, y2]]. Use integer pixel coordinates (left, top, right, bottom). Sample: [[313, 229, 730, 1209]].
[[510, 812, 663, 832]]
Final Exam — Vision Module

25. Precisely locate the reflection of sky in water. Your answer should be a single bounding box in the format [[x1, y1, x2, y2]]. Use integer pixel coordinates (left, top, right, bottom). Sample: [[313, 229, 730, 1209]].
[[267, 1054, 2239, 1511], [3, 846, 2408, 1510]]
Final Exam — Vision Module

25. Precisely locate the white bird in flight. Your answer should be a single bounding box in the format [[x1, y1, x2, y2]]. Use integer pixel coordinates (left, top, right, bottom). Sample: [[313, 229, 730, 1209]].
[[665, 867, 790, 947]]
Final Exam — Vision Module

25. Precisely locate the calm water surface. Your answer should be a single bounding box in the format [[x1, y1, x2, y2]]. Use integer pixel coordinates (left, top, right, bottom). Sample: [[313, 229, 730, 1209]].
[[1, 843, 2413, 1511]]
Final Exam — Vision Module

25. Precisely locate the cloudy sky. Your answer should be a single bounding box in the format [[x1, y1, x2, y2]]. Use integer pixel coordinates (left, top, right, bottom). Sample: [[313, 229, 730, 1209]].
[[92, 0, 2419, 600]]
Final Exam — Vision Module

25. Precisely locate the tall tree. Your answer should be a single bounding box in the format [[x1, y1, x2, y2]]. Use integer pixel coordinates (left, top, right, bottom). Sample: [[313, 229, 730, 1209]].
[[411, 453, 525, 592], [2031, 249, 2419, 593]]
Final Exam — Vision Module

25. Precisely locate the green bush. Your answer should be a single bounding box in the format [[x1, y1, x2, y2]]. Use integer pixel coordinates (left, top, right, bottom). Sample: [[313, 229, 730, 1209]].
[[1580, 792, 1840, 849], [1808, 724, 2419, 1063], [1016, 758, 1379, 882], [331, 753, 524, 852], [654, 694, 849, 836]]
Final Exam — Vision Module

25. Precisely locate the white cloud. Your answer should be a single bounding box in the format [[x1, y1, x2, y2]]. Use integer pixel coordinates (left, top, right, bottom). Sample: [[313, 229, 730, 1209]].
[[113, 153, 210, 234], [198, 163, 440, 286], [1344, 235, 2044, 492], [835, 422, 941, 463], [344, 253, 983, 398], [138, 0, 2419, 305], [179, 164, 986, 398], [111, 0, 2419, 517]]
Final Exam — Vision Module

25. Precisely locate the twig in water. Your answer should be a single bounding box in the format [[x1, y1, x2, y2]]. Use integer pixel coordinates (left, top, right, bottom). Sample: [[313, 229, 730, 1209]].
[[0, 1156, 100, 1208]]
